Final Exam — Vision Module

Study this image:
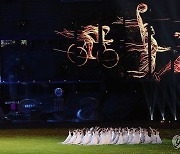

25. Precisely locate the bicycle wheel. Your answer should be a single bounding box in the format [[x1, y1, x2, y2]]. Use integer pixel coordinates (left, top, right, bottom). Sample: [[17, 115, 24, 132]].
[[67, 44, 88, 66], [97, 49, 119, 68]]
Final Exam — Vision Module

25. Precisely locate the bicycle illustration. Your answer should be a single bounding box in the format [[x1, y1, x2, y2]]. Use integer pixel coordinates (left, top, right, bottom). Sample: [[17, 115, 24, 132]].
[[54, 25, 119, 68]]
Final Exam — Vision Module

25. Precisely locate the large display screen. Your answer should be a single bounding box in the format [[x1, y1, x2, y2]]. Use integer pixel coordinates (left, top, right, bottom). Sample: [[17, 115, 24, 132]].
[[0, 0, 179, 82]]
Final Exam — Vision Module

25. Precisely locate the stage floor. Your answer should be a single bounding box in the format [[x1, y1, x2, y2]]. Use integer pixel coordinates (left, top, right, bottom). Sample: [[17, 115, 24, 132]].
[[0, 128, 179, 154]]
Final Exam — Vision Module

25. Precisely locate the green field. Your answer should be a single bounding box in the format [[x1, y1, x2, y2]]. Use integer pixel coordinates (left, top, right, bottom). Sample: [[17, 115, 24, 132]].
[[0, 128, 179, 154]]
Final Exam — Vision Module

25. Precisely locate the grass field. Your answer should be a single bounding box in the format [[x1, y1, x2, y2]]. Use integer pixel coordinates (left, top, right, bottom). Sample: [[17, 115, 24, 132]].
[[0, 128, 179, 154]]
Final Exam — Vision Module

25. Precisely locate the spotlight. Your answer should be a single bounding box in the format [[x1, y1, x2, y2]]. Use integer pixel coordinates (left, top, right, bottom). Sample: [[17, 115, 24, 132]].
[[162, 113, 165, 121], [175, 117, 177, 121], [150, 114, 153, 121]]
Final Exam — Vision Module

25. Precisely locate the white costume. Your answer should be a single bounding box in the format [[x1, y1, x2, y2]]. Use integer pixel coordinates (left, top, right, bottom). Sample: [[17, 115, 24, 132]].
[[61, 127, 162, 146], [144, 131, 151, 144], [116, 132, 124, 144], [67, 131, 77, 144], [88, 131, 99, 145], [155, 131, 162, 144], [130, 131, 140, 144], [123, 131, 129, 144], [151, 131, 157, 144], [73, 131, 83, 144], [61, 131, 72, 144], [81, 130, 92, 145]]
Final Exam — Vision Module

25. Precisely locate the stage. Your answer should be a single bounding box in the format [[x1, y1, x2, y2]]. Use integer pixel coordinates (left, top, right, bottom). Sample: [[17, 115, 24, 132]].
[[0, 126, 179, 154]]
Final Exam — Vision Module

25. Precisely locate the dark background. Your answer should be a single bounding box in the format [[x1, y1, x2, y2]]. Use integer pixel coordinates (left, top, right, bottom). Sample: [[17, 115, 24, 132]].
[[0, 0, 179, 122]]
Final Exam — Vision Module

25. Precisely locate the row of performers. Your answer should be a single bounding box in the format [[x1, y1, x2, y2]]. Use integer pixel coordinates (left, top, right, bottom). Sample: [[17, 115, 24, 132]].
[[61, 127, 162, 145]]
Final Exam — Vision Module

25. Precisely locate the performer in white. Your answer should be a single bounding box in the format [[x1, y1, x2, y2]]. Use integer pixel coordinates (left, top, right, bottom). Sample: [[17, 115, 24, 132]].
[[73, 130, 84, 144], [130, 129, 140, 144], [61, 126, 162, 145], [116, 131, 124, 145], [143, 129, 152, 144], [127, 128, 133, 144], [67, 130, 77, 144], [61, 130, 72, 144], [155, 129, 162, 144]]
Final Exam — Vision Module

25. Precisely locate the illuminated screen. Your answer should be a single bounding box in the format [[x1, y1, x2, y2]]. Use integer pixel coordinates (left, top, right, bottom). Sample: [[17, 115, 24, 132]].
[[1, 0, 179, 82]]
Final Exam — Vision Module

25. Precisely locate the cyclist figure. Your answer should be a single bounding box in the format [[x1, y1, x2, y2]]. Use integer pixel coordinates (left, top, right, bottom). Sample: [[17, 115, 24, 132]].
[[80, 25, 113, 59], [55, 24, 118, 68]]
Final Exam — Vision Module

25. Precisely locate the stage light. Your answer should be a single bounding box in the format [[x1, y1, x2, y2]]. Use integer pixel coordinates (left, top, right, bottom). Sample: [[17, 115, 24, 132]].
[[49, 80, 51, 82], [161, 113, 165, 121], [106, 91, 108, 93], [54, 88, 63, 97], [161, 120, 165, 123], [150, 114, 153, 120], [64, 80, 66, 82], [174, 117, 177, 121], [33, 80, 35, 83]]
